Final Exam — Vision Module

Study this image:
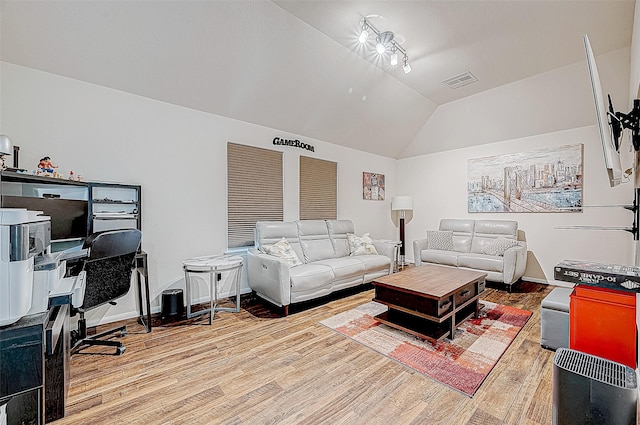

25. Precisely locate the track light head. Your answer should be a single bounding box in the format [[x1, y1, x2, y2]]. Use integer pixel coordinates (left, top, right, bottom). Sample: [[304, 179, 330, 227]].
[[403, 56, 412, 74], [358, 23, 369, 44], [390, 46, 398, 66]]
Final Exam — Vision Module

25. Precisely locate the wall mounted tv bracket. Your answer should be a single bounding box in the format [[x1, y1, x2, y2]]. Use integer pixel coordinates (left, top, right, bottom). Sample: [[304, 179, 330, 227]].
[[622, 187, 640, 241], [609, 96, 640, 152]]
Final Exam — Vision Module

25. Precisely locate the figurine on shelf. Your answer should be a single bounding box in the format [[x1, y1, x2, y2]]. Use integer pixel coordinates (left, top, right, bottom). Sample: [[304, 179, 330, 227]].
[[38, 156, 58, 173]]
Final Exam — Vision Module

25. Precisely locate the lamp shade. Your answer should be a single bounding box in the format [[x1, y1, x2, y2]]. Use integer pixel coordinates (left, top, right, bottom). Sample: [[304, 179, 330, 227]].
[[0, 135, 12, 156], [391, 196, 413, 211]]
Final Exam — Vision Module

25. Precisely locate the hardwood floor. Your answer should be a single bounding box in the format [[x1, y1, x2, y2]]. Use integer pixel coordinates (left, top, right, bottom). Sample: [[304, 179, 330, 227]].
[[53, 281, 554, 425]]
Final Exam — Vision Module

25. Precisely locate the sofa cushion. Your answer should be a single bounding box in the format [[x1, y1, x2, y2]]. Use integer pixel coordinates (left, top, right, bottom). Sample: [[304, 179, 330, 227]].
[[482, 237, 521, 256], [255, 221, 304, 262], [347, 233, 378, 255], [439, 219, 474, 252], [297, 220, 336, 263], [326, 220, 355, 257], [289, 264, 335, 291], [426, 230, 454, 251], [350, 254, 390, 273], [457, 253, 503, 273], [471, 220, 518, 254], [263, 237, 303, 267], [421, 249, 459, 267], [314, 257, 365, 280]]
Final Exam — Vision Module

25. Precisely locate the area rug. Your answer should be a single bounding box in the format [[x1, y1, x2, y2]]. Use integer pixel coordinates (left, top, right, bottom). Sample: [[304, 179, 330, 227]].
[[319, 301, 531, 396]]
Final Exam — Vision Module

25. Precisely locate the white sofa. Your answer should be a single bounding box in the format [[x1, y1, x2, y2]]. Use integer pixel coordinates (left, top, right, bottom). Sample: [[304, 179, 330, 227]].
[[247, 219, 396, 315], [413, 219, 527, 288]]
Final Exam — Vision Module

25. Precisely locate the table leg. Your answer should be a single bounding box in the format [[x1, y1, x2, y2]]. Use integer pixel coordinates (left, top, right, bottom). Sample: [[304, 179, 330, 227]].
[[185, 268, 193, 319], [474, 280, 483, 319], [135, 267, 152, 333], [134, 252, 152, 332], [234, 267, 241, 312], [449, 295, 456, 339], [209, 271, 215, 325], [213, 266, 242, 313]]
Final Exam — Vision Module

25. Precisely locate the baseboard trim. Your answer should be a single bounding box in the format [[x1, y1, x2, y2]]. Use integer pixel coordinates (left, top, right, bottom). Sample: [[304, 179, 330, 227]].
[[523, 276, 549, 285], [90, 288, 253, 327]]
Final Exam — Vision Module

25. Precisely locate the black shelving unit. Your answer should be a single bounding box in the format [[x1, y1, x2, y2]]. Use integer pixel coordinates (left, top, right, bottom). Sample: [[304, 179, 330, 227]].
[[0, 171, 89, 251], [87, 182, 141, 235]]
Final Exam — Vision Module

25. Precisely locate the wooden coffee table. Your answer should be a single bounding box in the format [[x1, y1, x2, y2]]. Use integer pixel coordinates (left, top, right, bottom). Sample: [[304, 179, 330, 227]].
[[372, 265, 487, 341]]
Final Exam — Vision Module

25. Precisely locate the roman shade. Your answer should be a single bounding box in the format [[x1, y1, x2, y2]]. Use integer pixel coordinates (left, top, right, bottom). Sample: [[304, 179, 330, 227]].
[[227, 142, 283, 248], [299, 155, 337, 220]]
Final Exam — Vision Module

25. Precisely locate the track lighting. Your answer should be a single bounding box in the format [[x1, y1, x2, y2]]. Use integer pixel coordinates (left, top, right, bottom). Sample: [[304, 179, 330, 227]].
[[390, 47, 398, 66], [358, 23, 369, 44], [359, 18, 411, 74], [403, 56, 412, 74]]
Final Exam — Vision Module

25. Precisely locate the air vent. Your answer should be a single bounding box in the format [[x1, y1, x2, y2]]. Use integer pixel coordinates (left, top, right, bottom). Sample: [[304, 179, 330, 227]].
[[552, 348, 638, 424], [442, 71, 478, 89], [554, 348, 636, 388]]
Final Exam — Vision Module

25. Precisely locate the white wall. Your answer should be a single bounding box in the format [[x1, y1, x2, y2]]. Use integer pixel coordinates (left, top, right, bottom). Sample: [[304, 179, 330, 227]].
[[632, 1, 640, 101], [400, 43, 635, 284], [0, 62, 398, 324], [398, 125, 633, 284]]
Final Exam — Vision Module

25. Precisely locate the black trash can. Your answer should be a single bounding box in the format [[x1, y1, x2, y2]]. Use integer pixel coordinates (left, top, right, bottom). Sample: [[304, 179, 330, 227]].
[[161, 289, 184, 321]]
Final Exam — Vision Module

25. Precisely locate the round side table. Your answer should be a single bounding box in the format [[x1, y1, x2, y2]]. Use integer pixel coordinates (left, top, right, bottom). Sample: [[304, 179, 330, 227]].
[[182, 254, 243, 325]]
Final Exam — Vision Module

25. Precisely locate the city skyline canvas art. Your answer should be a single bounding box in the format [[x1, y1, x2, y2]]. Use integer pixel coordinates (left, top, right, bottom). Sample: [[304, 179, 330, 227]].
[[468, 144, 583, 213]]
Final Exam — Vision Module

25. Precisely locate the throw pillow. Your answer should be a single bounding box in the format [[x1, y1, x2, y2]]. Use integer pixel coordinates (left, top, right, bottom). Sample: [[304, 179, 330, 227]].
[[263, 238, 303, 267], [426, 230, 454, 251], [483, 237, 520, 256], [347, 233, 379, 256]]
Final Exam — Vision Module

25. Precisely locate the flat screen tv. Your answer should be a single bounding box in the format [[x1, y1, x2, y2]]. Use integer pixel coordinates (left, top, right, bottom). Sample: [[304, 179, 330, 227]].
[[584, 34, 624, 187]]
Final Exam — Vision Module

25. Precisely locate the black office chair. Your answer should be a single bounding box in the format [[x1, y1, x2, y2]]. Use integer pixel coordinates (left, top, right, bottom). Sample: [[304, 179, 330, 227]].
[[70, 229, 142, 355]]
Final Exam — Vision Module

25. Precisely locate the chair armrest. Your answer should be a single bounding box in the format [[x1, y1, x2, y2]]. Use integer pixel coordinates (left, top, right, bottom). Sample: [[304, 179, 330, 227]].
[[372, 240, 398, 274], [413, 239, 428, 266], [502, 243, 527, 285], [247, 248, 291, 307], [372, 240, 397, 260]]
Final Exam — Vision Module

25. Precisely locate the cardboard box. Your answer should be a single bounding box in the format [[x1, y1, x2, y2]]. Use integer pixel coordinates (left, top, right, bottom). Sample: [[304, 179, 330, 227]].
[[554, 259, 640, 293]]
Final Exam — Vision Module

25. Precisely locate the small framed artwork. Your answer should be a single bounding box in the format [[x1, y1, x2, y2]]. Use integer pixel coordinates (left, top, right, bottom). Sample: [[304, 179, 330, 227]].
[[363, 172, 385, 200]]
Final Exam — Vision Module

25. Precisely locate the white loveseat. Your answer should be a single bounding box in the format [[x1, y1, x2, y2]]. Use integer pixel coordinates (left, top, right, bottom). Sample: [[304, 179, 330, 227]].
[[413, 219, 527, 288], [247, 219, 396, 315]]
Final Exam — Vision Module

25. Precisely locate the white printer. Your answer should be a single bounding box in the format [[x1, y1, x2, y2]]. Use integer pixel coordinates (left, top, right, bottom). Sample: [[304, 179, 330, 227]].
[[0, 208, 86, 327], [0, 208, 51, 326]]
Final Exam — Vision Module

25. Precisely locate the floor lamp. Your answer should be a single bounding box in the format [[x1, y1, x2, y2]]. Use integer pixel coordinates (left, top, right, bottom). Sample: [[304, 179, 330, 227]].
[[392, 196, 413, 267]]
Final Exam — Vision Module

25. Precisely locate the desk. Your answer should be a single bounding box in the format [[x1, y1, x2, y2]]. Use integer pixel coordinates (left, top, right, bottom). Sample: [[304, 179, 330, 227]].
[[0, 312, 47, 425], [44, 301, 70, 423], [183, 255, 242, 325], [133, 251, 152, 332]]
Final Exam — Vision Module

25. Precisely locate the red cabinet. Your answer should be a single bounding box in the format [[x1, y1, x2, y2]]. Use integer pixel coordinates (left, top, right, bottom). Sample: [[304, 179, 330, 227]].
[[569, 285, 637, 368]]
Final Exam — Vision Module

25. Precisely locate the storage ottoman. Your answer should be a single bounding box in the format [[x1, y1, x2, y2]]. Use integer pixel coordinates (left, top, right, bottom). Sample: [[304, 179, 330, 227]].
[[540, 287, 572, 350]]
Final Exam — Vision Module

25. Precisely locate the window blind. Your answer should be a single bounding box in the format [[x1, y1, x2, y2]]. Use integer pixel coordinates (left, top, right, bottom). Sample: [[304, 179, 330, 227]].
[[227, 143, 283, 248], [299, 156, 337, 220]]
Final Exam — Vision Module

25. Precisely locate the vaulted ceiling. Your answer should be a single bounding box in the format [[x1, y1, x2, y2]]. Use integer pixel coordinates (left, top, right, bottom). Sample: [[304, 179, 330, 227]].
[[0, 1, 635, 158]]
